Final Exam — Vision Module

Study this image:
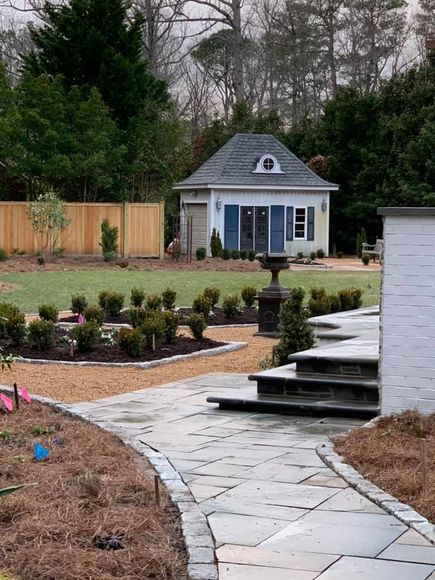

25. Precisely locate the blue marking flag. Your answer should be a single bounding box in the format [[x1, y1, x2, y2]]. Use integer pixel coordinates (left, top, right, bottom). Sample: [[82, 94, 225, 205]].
[[34, 443, 49, 461]]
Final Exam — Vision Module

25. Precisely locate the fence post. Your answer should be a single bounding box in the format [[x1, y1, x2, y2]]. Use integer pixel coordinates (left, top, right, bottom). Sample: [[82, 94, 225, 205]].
[[159, 200, 165, 260], [123, 202, 130, 258]]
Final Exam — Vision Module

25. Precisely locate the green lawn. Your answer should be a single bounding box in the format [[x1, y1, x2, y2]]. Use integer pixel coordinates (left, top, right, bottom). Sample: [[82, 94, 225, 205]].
[[0, 269, 381, 313]]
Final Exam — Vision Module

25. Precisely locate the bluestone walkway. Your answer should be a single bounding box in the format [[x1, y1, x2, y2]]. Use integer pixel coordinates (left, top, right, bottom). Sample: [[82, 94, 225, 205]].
[[74, 373, 435, 580]]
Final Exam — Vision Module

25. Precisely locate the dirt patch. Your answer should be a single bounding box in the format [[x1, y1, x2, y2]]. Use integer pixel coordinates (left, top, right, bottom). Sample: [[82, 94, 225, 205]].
[[0, 401, 187, 579], [335, 410, 435, 523], [1, 326, 276, 403], [4, 326, 224, 363], [0, 282, 18, 293]]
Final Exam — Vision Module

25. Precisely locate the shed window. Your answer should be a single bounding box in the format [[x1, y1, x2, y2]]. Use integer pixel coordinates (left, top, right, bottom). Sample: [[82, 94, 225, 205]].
[[294, 207, 307, 239], [261, 157, 275, 172]]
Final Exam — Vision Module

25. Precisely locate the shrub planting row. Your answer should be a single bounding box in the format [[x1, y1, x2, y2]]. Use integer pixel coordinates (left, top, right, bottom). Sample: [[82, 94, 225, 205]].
[[308, 286, 363, 318]]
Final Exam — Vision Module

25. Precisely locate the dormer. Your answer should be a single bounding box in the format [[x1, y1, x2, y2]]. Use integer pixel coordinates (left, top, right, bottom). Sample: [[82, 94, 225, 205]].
[[252, 154, 284, 174]]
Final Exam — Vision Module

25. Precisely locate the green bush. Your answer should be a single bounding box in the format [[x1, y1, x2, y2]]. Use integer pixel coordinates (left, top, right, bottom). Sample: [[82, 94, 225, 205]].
[[273, 288, 316, 366], [70, 321, 100, 352], [28, 319, 54, 349], [362, 254, 370, 265], [338, 287, 363, 311], [99, 291, 124, 317], [356, 227, 367, 258], [231, 250, 240, 260], [117, 328, 143, 357], [239, 250, 247, 260], [38, 303, 59, 323], [146, 293, 163, 311], [308, 287, 331, 317], [296, 251, 304, 260], [127, 307, 149, 329], [0, 248, 7, 261], [187, 313, 207, 339], [241, 286, 257, 308], [310, 251, 317, 261], [83, 305, 104, 326], [222, 248, 231, 260], [248, 250, 256, 261], [0, 302, 23, 339], [316, 249, 325, 259], [222, 294, 242, 318], [210, 228, 223, 258], [5, 313, 26, 345], [163, 310, 179, 343], [141, 313, 166, 348], [130, 287, 145, 308], [71, 293, 88, 315], [100, 219, 119, 262], [192, 294, 211, 320], [162, 288, 177, 310], [203, 287, 220, 309], [196, 246, 206, 260]]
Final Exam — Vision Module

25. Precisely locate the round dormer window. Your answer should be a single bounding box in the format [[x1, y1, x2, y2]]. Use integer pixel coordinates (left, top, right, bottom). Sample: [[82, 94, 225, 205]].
[[261, 156, 275, 171]]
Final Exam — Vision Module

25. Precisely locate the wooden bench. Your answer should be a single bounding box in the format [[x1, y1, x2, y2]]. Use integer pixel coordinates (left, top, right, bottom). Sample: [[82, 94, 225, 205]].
[[362, 239, 384, 263]]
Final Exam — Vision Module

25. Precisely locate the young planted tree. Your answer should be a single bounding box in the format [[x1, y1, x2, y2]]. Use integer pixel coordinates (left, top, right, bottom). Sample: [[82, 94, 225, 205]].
[[27, 191, 71, 257]]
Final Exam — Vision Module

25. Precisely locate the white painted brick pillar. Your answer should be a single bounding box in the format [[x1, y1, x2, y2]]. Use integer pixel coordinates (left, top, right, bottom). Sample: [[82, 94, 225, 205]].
[[379, 208, 435, 415]]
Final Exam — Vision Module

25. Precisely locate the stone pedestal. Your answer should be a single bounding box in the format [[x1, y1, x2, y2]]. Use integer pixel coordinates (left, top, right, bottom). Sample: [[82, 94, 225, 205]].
[[256, 253, 291, 336]]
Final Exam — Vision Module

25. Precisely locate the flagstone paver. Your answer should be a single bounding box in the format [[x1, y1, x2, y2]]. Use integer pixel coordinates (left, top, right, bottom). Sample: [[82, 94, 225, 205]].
[[73, 373, 435, 580]]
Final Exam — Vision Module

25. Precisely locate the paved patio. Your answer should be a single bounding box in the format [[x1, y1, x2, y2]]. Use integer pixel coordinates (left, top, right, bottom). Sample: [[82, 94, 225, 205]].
[[74, 373, 435, 580]]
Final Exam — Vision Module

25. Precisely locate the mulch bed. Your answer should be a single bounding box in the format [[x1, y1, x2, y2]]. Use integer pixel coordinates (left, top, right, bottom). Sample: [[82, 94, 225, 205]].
[[60, 306, 258, 327], [2, 328, 225, 363], [0, 401, 187, 579], [335, 410, 435, 523]]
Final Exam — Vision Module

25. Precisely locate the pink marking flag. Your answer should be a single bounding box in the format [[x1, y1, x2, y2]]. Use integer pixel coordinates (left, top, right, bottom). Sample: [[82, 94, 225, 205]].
[[0, 393, 13, 412], [20, 387, 32, 404]]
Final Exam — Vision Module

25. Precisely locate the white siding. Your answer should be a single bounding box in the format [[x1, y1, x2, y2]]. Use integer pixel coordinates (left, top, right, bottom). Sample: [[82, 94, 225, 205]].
[[380, 214, 435, 415]]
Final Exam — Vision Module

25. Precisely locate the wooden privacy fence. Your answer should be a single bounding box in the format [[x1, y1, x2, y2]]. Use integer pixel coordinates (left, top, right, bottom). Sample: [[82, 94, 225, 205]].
[[0, 201, 165, 258]]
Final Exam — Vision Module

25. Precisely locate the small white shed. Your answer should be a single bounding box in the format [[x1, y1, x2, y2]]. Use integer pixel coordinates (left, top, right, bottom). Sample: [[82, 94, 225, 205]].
[[173, 134, 338, 256]]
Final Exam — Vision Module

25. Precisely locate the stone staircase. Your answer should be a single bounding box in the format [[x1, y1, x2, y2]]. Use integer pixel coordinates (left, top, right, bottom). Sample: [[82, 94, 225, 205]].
[[207, 308, 380, 419]]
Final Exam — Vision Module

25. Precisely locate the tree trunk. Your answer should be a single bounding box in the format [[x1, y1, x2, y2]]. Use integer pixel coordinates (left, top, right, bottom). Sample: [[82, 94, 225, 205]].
[[232, 0, 244, 102]]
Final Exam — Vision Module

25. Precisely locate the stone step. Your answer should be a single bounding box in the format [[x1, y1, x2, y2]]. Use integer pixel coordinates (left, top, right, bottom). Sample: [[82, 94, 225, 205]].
[[206, 394, 378, 419], [290, 354, 378, 378], [251, 367, 378, 403]]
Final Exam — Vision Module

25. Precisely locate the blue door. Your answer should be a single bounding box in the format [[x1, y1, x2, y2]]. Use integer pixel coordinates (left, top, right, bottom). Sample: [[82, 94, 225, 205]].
[[224, 205, 239, 250], [270, 205, 284, 252]]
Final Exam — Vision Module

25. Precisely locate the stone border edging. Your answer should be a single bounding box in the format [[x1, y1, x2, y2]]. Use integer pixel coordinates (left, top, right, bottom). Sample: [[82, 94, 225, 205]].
[[0, 386, 218, 580], [317, 440, 435, 545], [14, 341, 247, 369]]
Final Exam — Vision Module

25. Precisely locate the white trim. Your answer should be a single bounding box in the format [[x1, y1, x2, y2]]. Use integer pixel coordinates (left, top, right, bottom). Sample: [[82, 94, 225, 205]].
[[174, 183, 339, 192], [252, 155, 284, 174], [293, 206, 307, 241]]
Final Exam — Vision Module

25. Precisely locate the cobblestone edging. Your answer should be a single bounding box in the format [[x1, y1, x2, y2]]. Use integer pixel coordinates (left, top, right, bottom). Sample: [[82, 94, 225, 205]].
[[317, 440, 435, 545], [14, 341, 247, 369], [0, 386, 218, 580]]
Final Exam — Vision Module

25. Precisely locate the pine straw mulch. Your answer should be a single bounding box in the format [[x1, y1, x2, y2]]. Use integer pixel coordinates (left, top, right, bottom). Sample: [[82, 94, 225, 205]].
[[0, 401, 187, 580], [334, 410, 435, 523]]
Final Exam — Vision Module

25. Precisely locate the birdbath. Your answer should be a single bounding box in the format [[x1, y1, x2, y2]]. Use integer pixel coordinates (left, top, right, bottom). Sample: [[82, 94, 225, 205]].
[[256, 252, 291, 336]]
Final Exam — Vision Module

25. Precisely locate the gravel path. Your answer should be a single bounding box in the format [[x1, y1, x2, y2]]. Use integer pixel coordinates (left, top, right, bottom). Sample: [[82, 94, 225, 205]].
[[7, 326, 276, 404]]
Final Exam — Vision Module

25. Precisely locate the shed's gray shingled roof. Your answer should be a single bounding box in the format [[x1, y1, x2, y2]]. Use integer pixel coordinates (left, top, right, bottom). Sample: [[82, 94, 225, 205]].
[[174, 133, 337, 189]]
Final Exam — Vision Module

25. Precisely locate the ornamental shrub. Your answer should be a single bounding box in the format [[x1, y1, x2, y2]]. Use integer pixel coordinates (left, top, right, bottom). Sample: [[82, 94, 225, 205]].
[[222, 294, 242, 318], [192, 295, 211, 320], [231, 250, 240, 260], [210, 228, 223, 258], [187, 313, 206, 339], [141, 313, 165, 348], [117, 328, 143, 357], [162, 288, 177, 310], [308, 287, 331, 317], [196, 247, 206, 260], [338, 287, 363, 311], [362, 254, 370, 265], [241, 286, 257, 308], [70, 321, 100, 352], [0, 302, 23, 338], [127, 307, 149, 329], [310, 251, 317, 261], [28, 319, 54, 349], [99, 219, 119, 262], [330, 293, 341, 313], [130, 287, 145, 308], [38, 303, 59, 322], [5, 313, 26, 345], [239, 250, 247, 260], [248, 250, 256, 261], [0, 248, 7, 261], [272, 287, 316, 366], [203, 287, 220, 308], [296, 251, 304, 260], [71, 293, 88, 315], [99, 291, 124, 317], [83, 305, 104, 326], [163, 310, 179, 343], [146, 293, 163, 311], [222, 248, 231, 260], [316, 249, 325, 259]]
